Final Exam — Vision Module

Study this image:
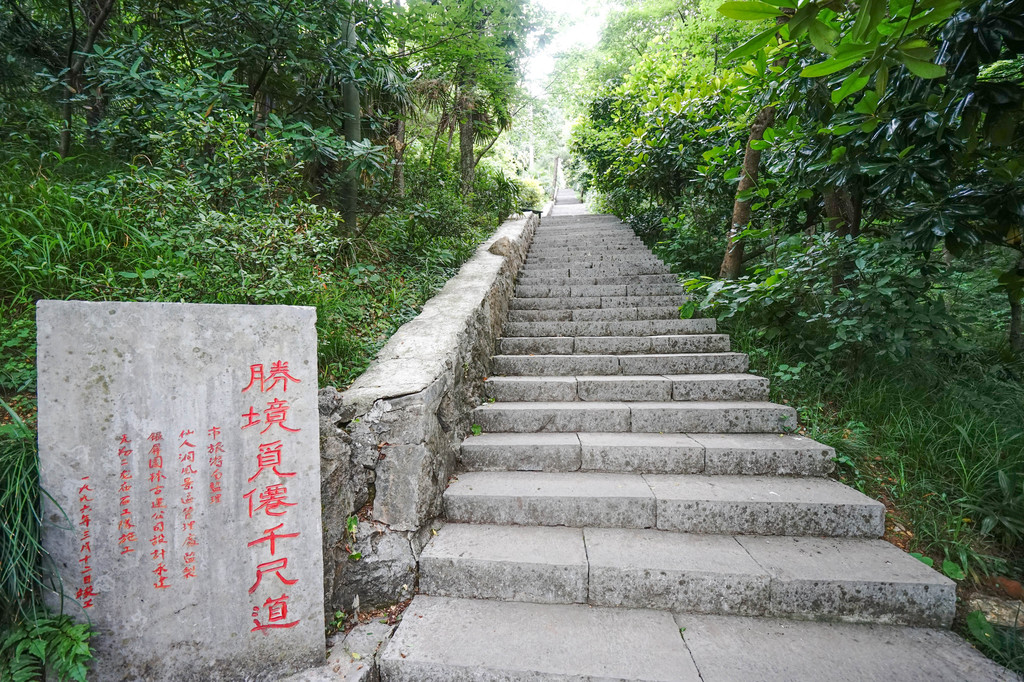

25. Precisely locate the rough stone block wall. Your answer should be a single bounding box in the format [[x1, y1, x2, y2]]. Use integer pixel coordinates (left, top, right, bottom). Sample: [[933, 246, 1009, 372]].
[[317, 212, 540, 613]]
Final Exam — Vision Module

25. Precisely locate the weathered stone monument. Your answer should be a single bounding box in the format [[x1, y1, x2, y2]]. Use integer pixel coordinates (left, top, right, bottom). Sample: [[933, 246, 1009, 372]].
[[37, 301, 325, 681]]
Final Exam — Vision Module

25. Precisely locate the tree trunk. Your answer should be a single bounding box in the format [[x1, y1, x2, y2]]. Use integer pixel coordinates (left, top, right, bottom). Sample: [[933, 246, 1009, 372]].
[[58, 0, 116, 157], [719, 106, 775, 279], [341, 15, 361, 233], [393, 119, 406, 197], [1011, 255, 1024, 356], [458, 89, 475, 196], [824, 186, 861, 291]]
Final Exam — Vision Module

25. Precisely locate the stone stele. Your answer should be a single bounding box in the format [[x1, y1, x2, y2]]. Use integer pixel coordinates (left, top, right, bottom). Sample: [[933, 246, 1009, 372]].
[[37, 300, 325, 681]]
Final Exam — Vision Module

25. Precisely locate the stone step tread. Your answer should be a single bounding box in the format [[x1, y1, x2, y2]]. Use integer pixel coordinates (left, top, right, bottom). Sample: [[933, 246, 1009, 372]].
[[382, 596, 1011, 681], [459, 432, 835, 475], [508, 307, 682, 322], [490, 353, 750, 377], [419, 524, 954, 626], [443, 471, 884, 537], [497, 335, 731, 356], [484, 373, 769, 403], [380, 595, 700, 681], [509, 296, 687, 311], [471, 399, 796, 434], [503, 318, 710, 335]]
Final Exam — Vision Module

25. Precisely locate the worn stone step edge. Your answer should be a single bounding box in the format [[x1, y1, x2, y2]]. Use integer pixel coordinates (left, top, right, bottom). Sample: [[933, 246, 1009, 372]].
[[483, 374, 768, 403], [502, 318, 713, 335], [507, 306, 682, 322], [380, 596, 1013, 682], [459, 432, 835, 476], [418, 524, 954, 627], [471, 400, 796, 434], [443, 471, 884, 538], [490, 352, 748, 377], [498, 335, 731, 356]]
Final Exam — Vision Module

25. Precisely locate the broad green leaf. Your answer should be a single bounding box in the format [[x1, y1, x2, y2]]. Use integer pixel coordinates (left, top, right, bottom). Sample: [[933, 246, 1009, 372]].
[[941, 559, 965, 580], [898, 38, 935, 60], [750, 138, 770, 150], [786, 4, 819, 39], [723, 24, 780, 62], [853, 90, 879, 115], [909, 552, 934, 567], [801, 52, 864, 77], [807, 18, 839, 55], [966, 610, 996, 649], [850, 0, 885, 42], [900, 55, 946, 79], [875, 63, 889, 98], [831, 65, 872, 103], [718, 1, 784, 21]]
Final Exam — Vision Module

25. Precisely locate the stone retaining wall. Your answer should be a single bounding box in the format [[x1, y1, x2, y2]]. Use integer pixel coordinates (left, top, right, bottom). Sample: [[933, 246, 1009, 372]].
[[317, 210, 542, 613]]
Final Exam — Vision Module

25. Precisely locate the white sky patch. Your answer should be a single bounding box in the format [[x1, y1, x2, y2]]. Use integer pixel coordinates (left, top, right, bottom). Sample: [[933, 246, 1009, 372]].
[[525, 0, 613, 96]]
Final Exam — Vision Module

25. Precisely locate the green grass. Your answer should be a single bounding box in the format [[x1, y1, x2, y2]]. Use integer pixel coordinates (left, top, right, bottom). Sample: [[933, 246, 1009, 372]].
[[724, 318, 1024, 673]]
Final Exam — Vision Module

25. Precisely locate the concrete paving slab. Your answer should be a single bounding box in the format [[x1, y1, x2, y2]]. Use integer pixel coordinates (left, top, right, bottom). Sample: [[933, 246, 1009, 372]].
[[692, 433, 834, 475], [484, 376, 578, 402], [498, 336, 574, 355], [738, 536, 956, 626], [579, 432, 705, 473], [577, 376, 673, 402], [667, 374, 769, 401], [491, 354, 619, 376], [586, 528, 770, 614], [675, 613, 1017, 681], [509, 296, 602, 310], [472, 401, 631, 432], [629, 401, 797, 433], [380, 596, 700, 682], [420, 524, 587, 603], [620, 352, 749, 375], [460, 433, 581, 472], [508, 309, 574, 322], [647, 475, 886, 536], [443, 471, 656, 527]]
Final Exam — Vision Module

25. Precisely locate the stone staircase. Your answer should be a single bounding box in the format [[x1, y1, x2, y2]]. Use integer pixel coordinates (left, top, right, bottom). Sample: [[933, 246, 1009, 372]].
[[379, 191, 1016, 680]]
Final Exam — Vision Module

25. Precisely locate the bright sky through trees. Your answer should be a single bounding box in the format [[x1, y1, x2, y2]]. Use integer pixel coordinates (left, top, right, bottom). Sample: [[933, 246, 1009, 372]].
[[525, 0, 609, 95]]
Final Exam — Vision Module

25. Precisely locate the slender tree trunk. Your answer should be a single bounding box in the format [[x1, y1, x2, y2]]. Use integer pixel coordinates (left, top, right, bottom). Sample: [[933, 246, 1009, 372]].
[[1011, 255, 1024, 355], [59, 0, 116, 157], [718, 13, 790, 279], [824, 186, 861, 291], [720, 106, 775, 279], [458, 88, 475, 196], [341, 15, 361, 233], [393, 119, 406, 197]]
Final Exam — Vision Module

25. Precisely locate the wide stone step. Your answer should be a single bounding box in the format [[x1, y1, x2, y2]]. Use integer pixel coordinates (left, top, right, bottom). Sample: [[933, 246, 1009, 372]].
[[471, 400, 795, 434], [380, 595, 700, 681], [498, 335, 730, 356], [459, 432, 835, 475], [382, 597, 1010, 682], [502, 318, 712, 335], [484, 374, 768, 402], [515, 284, 683, 298], [509, 295, 689, 311], [525, 259, 667, 270], [517, 274, 679, 286], [490, 353, 748, 376], [520, 265, 673, 277], [507, 306, 682, 322], [443, 472, 883, 536], [418, 525, 955, 627]]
